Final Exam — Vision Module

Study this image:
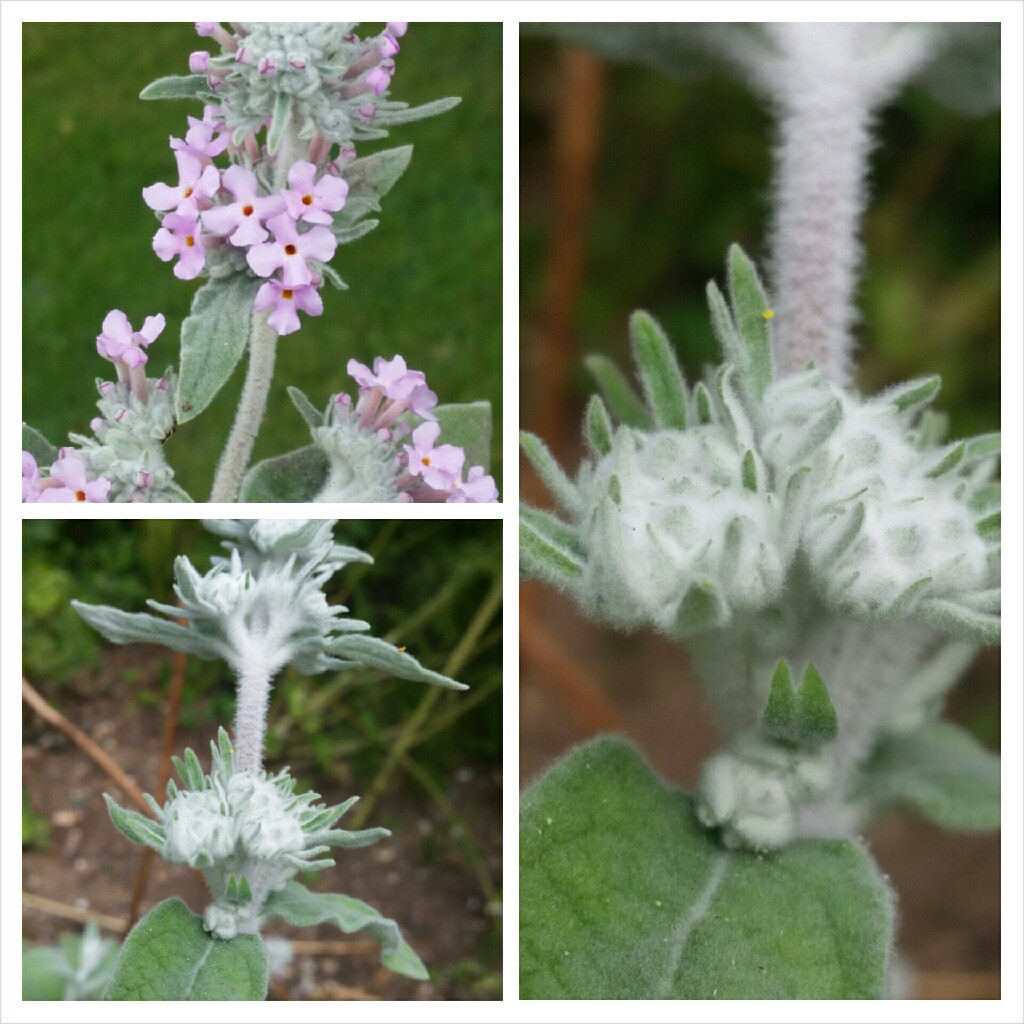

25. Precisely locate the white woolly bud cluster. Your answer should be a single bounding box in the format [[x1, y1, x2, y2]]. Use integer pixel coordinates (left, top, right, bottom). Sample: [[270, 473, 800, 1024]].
[[577, 426, 786, 633], [68, 372, 183, 502], [313, 421, 401, 502]]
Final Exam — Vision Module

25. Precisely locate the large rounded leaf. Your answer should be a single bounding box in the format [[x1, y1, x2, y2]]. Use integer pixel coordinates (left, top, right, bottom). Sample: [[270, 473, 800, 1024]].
[[520, 736, 894, 999]]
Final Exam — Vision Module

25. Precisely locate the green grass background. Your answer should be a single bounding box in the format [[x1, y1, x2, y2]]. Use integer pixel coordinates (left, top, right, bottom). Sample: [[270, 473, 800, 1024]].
[[23, 22, 502, 500], [520, 31, 1000, 443]]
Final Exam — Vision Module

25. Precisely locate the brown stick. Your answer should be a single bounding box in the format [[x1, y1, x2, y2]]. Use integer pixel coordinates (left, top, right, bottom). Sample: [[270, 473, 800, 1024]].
[[22, 677, 152, 817], [122, 646, 189, 938], [519, 599, 625, 734], [22, 892, 125, 932]]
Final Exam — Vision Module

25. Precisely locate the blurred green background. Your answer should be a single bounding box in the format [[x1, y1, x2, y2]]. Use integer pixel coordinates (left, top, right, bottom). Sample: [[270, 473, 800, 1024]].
[[23, 22, 503, 499], [23, 518, 502, 779], [520, 30, 1000, 448]]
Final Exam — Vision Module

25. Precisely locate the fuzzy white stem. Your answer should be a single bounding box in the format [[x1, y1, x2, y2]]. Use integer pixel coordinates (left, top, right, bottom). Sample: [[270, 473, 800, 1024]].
[[761, 24, 937, 386], [209, 310, 278, 502]]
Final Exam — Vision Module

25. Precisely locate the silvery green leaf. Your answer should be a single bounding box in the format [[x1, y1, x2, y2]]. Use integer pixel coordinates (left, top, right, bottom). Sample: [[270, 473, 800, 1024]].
[[796, 664, 838, 742], [585, 394, 614, 457], [963, 432, 1000, 465], [334, 146, 413, 228], [925, 440, 965, 478], [630, 311, 687, 430], [674, 580, 728, 636], [520, 737, 894, 999], [103, 898, 268, 1000], [177, 275, 262, 424], [886, 375, 941, 414], [315, 827, 391, 849], [286, 387, 324, 431], [434, 401, 492, 470], [706, 279, 744, 372], [763, 659, 798, 738], [103, 795, 164, 852], [374, 95, 461, 126], [854, 721, 999, 829], [266, 90, 292, 155], [139, 75, 210, 101], [520, 504, 585, 587], [330, 634, 467, 690], [317, 262, 348, 290], [237, 446, 330, 502], [911, 24, 1000, 115], [22, 424, 58, 466], [917, 597, 1000, 645], [584, 354, 648, 428], [727, 243, 775, 402], [331, 219, 379, 246], [262, 882, 427, 981], [71, 601, 224, 660], [520, 431, 580, 515]]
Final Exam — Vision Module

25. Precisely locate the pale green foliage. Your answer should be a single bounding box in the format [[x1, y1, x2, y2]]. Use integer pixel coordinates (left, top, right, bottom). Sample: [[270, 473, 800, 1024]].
[[22, 922, 118, 1001], [520, 738, 894, 999]]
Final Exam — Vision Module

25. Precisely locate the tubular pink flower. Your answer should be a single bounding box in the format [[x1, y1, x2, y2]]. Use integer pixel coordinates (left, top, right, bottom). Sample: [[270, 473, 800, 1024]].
[[347, 355, 425, 400], [403, 422, 465, 491], [153, 209, 207, 279], [36, 451, 111, 503], [246, 214, 337, 287], [22, 452, 43, 502], [253, 280, 324, 336], [366, 66, 392, 96], [448, 466, 499, 503], [170, 120, 230, 166], [96, 310, 166, 369], [201, 165, 285, 247], [380, 33, 401, 59], [189, 51, 210, 73], [282, 161, 349, 225], [143, 151, 220, 213], [195, 22, 238, 52], [386, 22, 409, 38]]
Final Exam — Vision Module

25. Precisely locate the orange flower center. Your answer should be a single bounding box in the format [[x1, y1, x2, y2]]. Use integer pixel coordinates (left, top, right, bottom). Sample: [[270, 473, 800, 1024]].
[[284, 244, 297, 256], [282, 289, 294, 300], [302, 194, 313, 206], [421, 456, 431, 466], [242, 204, 254, 217], [183, 187, 194, 199], [75, 490, 86, 501], [185, 236, 195, 248]]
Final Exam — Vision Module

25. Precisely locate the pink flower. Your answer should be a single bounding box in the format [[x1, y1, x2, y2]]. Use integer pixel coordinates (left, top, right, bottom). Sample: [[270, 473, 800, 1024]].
[[22, 452, 43, 502], [403, 422, 465, 490], [201, 165, 285, 247], [246, 214, 337, 287], [34, 451, 111, 503], [253, 280, 324, 336], [282, 161, 349, 225], [386, 22, 409, 38], [153, 208, 207, 279], [142, 151, 219, 213], [169, 120, 230, 165], [366, 64, 393, 96], [189, 51, 210, 73], [448, 466, 499, 503], [348, 355, 425, 400], [380, 33, 401, 59], [96, 310, 166, 369]]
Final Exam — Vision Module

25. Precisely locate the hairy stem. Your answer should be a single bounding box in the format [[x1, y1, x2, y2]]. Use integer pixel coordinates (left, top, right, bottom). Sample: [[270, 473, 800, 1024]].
[[232, 655, 276, 775], [208, 309, 277, 501]]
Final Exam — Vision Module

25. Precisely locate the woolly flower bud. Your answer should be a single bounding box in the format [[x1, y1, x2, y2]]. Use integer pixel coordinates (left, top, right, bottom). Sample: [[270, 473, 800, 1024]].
[[577, 426, 786, 635]]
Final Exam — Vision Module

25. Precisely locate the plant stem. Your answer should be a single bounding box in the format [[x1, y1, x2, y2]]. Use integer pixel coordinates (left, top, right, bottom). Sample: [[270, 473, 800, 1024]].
[[232, 655, 275, 775], [208, 309, 277, 502]]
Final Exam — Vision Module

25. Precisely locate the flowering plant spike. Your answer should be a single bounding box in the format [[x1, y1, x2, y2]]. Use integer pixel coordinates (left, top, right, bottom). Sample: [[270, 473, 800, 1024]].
[[71, 519, 469, 999], [519, 21, 999, 1000], [22, 22, 497, 503]]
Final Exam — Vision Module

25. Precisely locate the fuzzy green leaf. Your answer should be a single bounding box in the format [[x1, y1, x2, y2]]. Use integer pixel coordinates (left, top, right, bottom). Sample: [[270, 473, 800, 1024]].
[[520, 737, 894, 999], [22, 424, 59, 466], [286, 386, 323, 429], [630, 311, 687, 429], [888, 375, 941, 414], [329, 634, 467, 690], [674, 580, 727, 636], [139, 75, 210, 101], [706, 279, 743, 370], [584, 354, 648, 427], [520, 431, 580, 514], [266, 90, 292, 155], [103, 898, 268, 1000], [925, 441, 966, 478], [693, 381, 713, 424], [102, 795, 164, 852], [237, 445, 330, 502], [796, 664, 838, 742], [726, 244, 775, 400], [177, 275, 262, 424], [434, 401, 492, 471], [741, 450, 757, 491], [585, 394, 613, 457], [332, 146, 413, 228], [855, 722, 999, 829], [262, 882, 427, 981], [917, 597, 1000, 645], [763, 660, 797, 736], [520, 505, 585, 587], [71, 601, 224, 660]]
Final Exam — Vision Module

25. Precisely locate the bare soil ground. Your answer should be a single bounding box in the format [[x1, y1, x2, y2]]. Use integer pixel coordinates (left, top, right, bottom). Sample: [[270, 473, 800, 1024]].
[[23, 649, 502, 1001]]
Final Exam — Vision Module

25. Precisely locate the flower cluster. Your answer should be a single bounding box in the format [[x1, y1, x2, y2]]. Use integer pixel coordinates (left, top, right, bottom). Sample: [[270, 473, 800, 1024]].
[[22, 449, 110, 503], [103, 728, 391, 940], [296, 355, 498, 502], [22, 310, 186, 503], [141, 22, 457, 337]]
